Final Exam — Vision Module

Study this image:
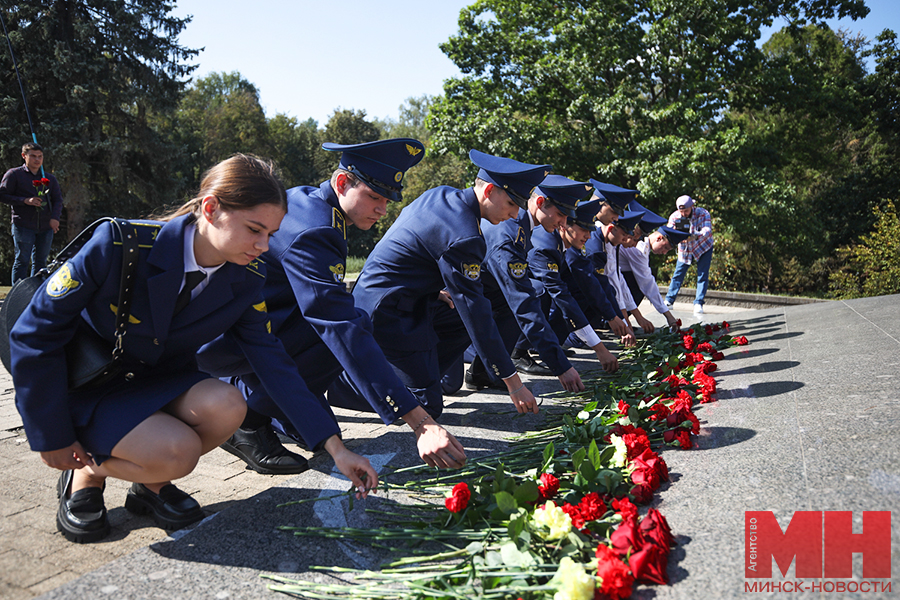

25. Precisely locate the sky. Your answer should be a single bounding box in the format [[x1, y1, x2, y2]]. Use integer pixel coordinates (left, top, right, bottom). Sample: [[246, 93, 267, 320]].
[[171, 0, 900, 127]]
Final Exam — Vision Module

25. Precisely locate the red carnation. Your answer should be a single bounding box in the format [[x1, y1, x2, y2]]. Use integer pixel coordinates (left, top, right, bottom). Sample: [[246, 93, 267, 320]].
[[674, 430, 692, 449], [634, 448, 669, 482], [622, 432, 650, 460], [648, 403, 670, 421], [612, 497, 637, 521], [538, 473, 560, 500], [579, 492, 606, 522], [722, 320, 730, 328], [561, 502, 586, 529], [735, 336, 749, 346], [445, 482, 470, 513], [682, 334, 695, 350], [596, 544, 635, 600], [32, 179, 42, 187], [41, 177, 50, 185]]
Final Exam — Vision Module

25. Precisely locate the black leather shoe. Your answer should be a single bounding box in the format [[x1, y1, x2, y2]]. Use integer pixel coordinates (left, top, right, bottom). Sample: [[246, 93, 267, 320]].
[[221, 425, 309, 475], [56, 470, 110, 543], [512, 354, 554, 376], [464, 365, 506, 391], [125, 483, 204, 530]]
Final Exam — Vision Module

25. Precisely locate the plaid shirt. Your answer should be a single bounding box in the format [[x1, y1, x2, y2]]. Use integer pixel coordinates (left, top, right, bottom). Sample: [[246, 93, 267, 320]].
[[667, 206, 713, 264]]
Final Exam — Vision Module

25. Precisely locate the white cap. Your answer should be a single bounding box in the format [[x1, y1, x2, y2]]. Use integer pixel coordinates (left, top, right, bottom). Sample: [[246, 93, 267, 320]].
[[676, 195, 694, 209]]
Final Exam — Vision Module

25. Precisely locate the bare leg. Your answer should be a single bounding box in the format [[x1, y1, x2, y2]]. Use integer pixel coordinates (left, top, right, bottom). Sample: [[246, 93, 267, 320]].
[[72, 379, 245, 493]]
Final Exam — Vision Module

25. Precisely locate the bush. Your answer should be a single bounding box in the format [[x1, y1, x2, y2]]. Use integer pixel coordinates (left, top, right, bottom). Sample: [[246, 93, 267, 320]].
[[829, 200, 900, 299]]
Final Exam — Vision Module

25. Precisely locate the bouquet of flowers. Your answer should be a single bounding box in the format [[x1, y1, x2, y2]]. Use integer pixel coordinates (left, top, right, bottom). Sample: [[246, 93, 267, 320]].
[[32, 177, 50, 215], [265, 321, 748, 599]]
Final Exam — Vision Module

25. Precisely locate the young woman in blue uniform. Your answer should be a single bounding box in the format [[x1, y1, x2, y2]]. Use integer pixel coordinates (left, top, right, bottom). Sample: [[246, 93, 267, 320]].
[[10, 154, 377, 543]]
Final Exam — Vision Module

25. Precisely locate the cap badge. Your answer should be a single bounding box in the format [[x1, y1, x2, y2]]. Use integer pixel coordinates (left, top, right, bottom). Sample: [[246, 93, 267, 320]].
[[406, 144, 422, 156], [394, 171, 403, 183]]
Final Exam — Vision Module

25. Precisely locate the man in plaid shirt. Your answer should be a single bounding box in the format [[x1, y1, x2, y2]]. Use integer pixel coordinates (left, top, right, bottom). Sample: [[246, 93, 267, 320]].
[[664, 195, 714, 316]]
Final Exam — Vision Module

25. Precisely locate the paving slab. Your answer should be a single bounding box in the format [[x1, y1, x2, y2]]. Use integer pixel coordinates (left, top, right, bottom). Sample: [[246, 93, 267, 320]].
[[2, 295, 899, 599]]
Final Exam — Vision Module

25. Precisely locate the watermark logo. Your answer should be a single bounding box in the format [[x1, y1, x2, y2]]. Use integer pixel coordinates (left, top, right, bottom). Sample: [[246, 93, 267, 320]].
[[744, 511, 891, 593]]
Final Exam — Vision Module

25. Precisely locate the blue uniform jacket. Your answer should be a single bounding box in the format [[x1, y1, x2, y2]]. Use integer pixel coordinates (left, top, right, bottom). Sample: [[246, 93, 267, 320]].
[[198, 181, 420, 425], [352, 186, 515, 379], [481, 209, 571, 375], [10, 214, 340, 453], [528, 226, 592, 333], [584, 228, 620, 309], [564, 245, 620, 321]]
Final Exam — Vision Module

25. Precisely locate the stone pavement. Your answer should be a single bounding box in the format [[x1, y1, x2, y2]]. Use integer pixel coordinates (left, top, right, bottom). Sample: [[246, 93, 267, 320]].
[[2, 296, 899, 599]]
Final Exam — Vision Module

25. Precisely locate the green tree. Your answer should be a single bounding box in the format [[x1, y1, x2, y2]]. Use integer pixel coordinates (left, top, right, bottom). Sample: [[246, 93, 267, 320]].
[[376, 96, 469, 240], [428, 0, 870, 294], [172, 71, 272, 196], [0, 0, 197, 254], [829, 200, 900, 298], [268, 114, 320, 188]]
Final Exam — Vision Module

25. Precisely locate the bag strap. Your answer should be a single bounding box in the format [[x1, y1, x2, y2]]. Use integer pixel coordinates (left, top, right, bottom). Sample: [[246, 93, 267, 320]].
[[42, 217, 140, 362], [109, 218, 139, 361]]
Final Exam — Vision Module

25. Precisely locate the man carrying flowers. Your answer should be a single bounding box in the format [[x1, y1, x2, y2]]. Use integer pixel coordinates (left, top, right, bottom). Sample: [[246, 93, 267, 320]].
[[0, 142, 64, 283]]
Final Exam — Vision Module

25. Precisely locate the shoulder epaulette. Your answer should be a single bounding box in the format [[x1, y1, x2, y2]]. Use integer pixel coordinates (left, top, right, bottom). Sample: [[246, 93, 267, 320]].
[[246, 256, 266, 278], [111, 220, 161, 249], [332, 207, 346, 240], [514, 226, 526, 248]]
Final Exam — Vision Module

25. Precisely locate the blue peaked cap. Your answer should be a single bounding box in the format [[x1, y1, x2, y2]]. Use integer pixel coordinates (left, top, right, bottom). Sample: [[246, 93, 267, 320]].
[[535, 174, 592, 218], [589, 179, 639, 209], [628, 199, 667, 233], [323, 138, 426, 202], [614, 209, 645, 234], [570, 198, 602, 229], [469, 149, 551, 210], [658, 225, 691, 246]]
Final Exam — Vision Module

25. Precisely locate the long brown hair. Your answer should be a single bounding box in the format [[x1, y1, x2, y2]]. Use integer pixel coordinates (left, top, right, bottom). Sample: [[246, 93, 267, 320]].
[[156, 154, 286, 221]]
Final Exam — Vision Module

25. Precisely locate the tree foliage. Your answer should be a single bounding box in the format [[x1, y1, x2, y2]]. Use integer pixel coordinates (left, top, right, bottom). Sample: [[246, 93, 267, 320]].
[[0, 0, 197, 238], [829, 200, 900, 298], [428, 0, 882, 295]]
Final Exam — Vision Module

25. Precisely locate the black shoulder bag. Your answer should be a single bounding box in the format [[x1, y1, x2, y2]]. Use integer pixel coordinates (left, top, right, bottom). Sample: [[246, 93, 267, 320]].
[[0, 218, 139, 390]]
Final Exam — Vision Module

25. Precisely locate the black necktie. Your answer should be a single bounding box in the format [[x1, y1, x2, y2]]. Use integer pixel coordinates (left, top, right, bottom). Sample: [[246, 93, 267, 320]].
[[173, 270, 206, 315]]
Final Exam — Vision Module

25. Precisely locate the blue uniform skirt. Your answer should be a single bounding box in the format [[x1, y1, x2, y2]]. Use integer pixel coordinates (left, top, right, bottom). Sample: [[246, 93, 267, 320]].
[[68, 361, 210, 464]]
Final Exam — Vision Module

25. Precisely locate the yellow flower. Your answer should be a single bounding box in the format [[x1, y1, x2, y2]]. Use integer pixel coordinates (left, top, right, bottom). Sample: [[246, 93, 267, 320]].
[[610, 434, 628, 468], [532, 500, 572, 540], [551, 556, 595, 600]]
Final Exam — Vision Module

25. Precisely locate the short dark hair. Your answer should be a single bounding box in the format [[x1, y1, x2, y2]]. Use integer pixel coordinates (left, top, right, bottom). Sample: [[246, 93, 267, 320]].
[[22, 142, 43, 154]]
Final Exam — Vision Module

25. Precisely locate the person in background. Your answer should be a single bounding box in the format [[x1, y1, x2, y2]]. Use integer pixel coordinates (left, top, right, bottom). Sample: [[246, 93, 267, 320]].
[[0, 142, 64, 283], [10, 155, 377, 544], [198, 140, 466, 472], [664, 195, 714, 316]]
